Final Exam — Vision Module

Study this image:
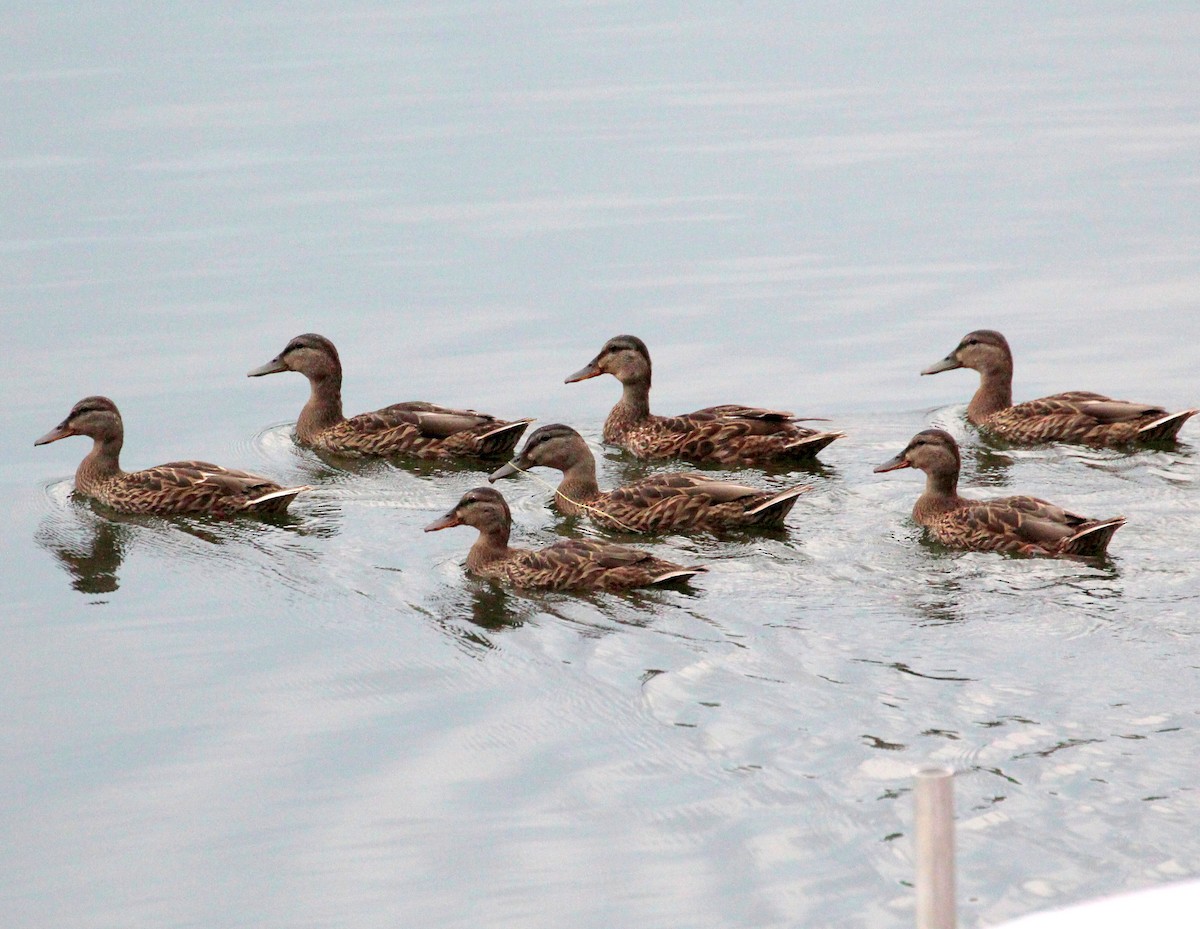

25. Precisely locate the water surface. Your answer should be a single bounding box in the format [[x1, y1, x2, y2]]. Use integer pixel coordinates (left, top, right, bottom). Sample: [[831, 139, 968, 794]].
[[4, 4, 1200, 928]]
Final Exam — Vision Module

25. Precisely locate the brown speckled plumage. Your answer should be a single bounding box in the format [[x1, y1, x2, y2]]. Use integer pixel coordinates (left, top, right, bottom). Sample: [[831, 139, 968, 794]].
[[249, 333, 532, 460], [565, 335, 842, 465], [424, 486, 706, 590], [874, 429, 1124, 558], [489, 424, 810, 532], [35, 396, 306, 517], [922, 329, 1197, 446]]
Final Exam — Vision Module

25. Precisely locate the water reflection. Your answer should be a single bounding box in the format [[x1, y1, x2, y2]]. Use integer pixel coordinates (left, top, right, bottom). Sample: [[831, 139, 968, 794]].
[[908, 572, 969, 626], [424, 578, 533, 633], [35, 487, 340, 596], [970, 446, 1016, 487], [35, 501, 132, 595], [463, 582, 528, 631]]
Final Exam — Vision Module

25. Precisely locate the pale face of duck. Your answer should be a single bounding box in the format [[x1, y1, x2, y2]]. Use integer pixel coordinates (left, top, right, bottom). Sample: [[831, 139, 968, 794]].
[[874, 428, 961, 480], [424, 486, 512, 535], [565, 335, 652, 386], [922, 329, 1012, 377], [248, 333, 341, 381], [35, 396, 123, 446]]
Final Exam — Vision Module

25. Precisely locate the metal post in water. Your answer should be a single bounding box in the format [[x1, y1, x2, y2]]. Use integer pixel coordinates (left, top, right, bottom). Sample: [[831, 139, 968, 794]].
[[914, 765, 956, 929]]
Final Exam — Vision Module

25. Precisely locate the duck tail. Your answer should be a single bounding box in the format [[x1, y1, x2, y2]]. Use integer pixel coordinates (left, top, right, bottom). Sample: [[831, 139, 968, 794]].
[[784, 430, 844, 458], [477, 419, 533, 457], [1137, 409, 1198, 442], [1062, 517, 1125, 558], [745, 484, 812, 526], [244, 485, 310, 516], [650, 565, 707, 586]]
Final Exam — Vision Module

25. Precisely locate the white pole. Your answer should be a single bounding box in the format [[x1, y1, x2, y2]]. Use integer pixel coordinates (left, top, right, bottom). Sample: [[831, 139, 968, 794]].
[[915, 765, 956, 929]]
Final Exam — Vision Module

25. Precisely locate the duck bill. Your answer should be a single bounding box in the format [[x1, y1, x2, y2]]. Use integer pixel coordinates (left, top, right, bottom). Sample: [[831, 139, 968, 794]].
[[873, 454, 912, 473], [488, 461, 521, 483], [920, 355, 962, 376], [423, 511, 462, 532], [34, 422, 74, 446], [247, 356, 289, 377], [564, 358, 602, 383]]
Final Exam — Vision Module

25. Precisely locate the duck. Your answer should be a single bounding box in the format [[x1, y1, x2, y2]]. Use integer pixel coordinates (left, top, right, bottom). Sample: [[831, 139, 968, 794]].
[[564, 335, 843, 465], [423, 486, 706, 590], [248, 333, 532, 460], [35, 396, 307, 517], [922, 329, 1197, 446], [874, 429, 1124, 558], [488, 423, 810, 532]]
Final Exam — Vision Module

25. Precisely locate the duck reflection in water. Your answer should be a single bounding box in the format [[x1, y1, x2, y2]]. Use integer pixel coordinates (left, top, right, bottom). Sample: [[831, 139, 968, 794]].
[[35, 506, 132, 595], [36, 492, 342, 596]]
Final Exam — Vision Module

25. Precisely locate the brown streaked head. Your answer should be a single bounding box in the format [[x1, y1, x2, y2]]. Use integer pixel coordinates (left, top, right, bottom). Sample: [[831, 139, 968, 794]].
[[874, 428, 962, 475], [424, 486, 512, 533], [922, 329, 1012, 376], [35, 396, 122, 446], [565, 334, 652, 385], [248, 333, 341, 378], [490, 423, 588, 482]]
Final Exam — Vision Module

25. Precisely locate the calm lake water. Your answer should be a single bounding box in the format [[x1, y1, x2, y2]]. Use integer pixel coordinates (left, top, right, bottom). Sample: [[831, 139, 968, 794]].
[[4, 4, 1200, 927]]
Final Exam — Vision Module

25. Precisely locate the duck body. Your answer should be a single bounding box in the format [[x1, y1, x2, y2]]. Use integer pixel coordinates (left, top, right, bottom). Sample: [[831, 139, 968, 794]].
[[249, 334, 531, 460], [36, 397, 306, 517], [923, 329, 1197, 446], [490, 423, 809, 532], [424, 487, 705, 591], [310, 400, 531, 459], [875, 429, 1124, 558], [566, 335, 842, 465]]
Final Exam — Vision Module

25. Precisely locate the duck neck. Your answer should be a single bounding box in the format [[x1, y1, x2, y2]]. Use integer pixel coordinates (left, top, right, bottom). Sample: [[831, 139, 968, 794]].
[[75, 434, 124, 494], [913, 468, 963, 524], [466, 523, 512, 571], [297, 370, 345, 441], [967, 361, 1013, 423], [604, 378, 652, 439], [554, 458, 602, 516]]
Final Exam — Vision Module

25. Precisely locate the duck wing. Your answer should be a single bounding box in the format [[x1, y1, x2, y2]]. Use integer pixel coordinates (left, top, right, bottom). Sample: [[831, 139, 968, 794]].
[[110, 461, 304, 515], [608, 472, 763, 506], [333, 403, 531, 458], [522, 538, 654, 570], [947, 493, 1117, 553], [131, 461, 282, 495], [351, 402, 500, 438], [1029, 392, 1166, 423]]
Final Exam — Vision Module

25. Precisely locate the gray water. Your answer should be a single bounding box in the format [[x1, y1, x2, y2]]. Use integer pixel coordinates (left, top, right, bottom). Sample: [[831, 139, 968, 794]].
[[4, 4, 1200, 927]]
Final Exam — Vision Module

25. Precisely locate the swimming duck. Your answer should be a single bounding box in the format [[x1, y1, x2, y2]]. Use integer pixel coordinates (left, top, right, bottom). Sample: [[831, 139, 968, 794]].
[[424, 486, 706, 590], [565, 335, 843, 465], [874, 429, 1124, 558], [922, 329, 1197, 446], [35, 396, 307, 517], [489, 423, 810, 532], [248, 333, 532, 459]]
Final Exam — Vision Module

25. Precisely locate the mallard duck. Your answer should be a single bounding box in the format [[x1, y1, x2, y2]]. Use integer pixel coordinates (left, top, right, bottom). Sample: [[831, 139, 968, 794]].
[[248, 333, 533, 459], [565, 335, 843, 465], [424, 486, 706, 590], [874, 429, 1124, 557], [922, 329, 1197, 446], [35, 397, 307, 517], [489, 423, 810, 532]]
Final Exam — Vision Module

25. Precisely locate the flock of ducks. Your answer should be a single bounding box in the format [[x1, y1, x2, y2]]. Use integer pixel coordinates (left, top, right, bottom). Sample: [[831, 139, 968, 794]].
[[36, 330, 1197, 591]]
